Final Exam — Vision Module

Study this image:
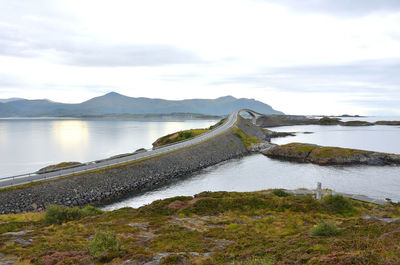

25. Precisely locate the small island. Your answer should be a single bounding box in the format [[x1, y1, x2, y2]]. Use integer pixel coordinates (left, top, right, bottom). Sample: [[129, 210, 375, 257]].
[[264, 143, 400, 165]]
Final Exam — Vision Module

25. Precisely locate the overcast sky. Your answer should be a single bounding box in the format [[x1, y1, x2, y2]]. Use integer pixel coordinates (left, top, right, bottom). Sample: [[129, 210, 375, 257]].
[[0, 0, 399, 115]]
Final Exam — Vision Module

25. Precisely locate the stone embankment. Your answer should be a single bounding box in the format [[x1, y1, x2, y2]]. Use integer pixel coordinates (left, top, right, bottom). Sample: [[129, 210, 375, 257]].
[[0, 118, 270, 214], [264, 143, 400, 166]]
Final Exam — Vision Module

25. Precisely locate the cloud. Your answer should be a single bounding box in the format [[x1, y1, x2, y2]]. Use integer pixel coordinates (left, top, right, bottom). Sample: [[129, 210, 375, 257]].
[[262, 0, 400, 16], [0, 25, 202, 67], [212, 58, 400, 93], [0, 1, 202, 67]]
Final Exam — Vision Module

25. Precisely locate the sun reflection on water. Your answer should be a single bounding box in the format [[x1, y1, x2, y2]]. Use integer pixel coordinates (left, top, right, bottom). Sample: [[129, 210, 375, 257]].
[[52, 120, 89, 151]]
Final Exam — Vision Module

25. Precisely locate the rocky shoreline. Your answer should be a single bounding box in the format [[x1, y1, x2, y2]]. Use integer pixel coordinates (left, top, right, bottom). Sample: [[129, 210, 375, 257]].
[[264, 143, 400, 166], [0, 118, 269, 214]]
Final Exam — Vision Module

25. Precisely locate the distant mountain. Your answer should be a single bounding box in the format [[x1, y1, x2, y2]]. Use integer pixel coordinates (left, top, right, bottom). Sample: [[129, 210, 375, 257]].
[[0, 92, 284, 117], [0, 97, 24, 103]]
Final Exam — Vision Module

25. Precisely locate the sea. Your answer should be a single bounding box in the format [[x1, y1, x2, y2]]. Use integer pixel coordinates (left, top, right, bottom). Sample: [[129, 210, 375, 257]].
[[0, 116, 399, 209]]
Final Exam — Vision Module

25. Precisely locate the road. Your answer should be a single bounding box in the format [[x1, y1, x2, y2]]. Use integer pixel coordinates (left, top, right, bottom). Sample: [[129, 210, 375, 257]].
[[0, 110, 244, 188]]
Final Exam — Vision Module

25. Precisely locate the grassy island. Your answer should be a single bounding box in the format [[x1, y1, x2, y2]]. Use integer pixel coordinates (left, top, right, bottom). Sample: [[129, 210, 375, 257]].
[[152, 118, 227, 148], [264, 143, 400, 165], [0, 191, 399, 264], [152, 129, 210, 148]]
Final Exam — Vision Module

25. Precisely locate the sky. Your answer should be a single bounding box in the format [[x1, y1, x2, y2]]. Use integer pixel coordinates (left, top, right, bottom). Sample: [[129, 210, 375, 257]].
[[0, 0, 400, 115]]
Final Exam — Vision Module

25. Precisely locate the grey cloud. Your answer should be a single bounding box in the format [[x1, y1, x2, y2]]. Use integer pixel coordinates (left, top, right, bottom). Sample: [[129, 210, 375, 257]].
[[0, 2, 202, 67], [0, 23, 202, 67], [213, 59, 400, 94], [261, 0, 400, 16]]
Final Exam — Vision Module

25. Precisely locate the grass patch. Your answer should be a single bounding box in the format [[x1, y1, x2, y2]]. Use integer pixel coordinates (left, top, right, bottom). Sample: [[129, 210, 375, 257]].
[[209, 118, 226, 130], [152, 128, 209, 147], [318, 117, 340, 125], [311, 220, 340, 236], [233, 127, 260, 148], [37, 162, 82, 173], [323, 195, 355, 215], [44, 205, 103, 225], [271, 189, 290, 197], [87, 231, 121, 258]]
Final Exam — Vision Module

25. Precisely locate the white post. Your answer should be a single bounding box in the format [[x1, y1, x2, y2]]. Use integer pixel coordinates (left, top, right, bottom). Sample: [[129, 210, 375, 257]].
[[316, 182, 322, 200]]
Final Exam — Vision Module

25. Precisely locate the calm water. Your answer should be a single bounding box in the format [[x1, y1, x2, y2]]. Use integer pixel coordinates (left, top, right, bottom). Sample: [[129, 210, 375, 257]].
[[1, 117, 399, 207], [269, 124, 400, 154], [104, 154, 400, 210], [0, 118, 218, 177], [104, 119, 400, 209]]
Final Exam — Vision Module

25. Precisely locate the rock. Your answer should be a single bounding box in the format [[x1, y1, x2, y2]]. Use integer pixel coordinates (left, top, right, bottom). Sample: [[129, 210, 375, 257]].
[[340, 121, 373, 126], [0, 260, 16, 265], [264, 143, 400, 166], [2, 230, 32, 236], [248, 142, 275, 153], [374, 121, 400, 126], [7, 238, 31, 245], [362, 214, 400, 223]]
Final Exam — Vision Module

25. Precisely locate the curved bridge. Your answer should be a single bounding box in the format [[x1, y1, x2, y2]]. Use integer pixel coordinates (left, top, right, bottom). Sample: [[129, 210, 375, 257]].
[[0, 109, 264, 188], [239, 109, 263, 125]]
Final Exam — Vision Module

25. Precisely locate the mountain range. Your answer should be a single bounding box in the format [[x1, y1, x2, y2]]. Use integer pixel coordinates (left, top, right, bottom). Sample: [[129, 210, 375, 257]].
[[0, 92, 283, 117]]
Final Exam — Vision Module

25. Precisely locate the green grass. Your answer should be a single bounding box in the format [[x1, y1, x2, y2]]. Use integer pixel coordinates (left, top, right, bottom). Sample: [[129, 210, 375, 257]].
[[278, 143, 318, 153], [323, 195, 355, 215], [153, 128, 210, 147], [87, 232, 121, 258], [233, 127, 260, 148], [318, 117, 340, 125], [311, 220, 340, 236], [44, 205, 103, 225]]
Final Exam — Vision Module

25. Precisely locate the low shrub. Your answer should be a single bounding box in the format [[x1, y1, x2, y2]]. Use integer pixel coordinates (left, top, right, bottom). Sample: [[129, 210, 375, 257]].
[[87, 232, 121, 257], [44, 205, 103, 225], [323, 195, 354, 214], [271, 189, 290, 197], [311, 220, 339, 236]]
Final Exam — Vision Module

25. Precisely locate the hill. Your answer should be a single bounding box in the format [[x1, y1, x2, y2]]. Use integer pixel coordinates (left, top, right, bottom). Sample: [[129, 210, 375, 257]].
[[0, 92, 283, 117]]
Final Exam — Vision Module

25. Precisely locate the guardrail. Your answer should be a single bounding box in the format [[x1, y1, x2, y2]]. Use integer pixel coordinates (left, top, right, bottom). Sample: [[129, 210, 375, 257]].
[[0, 113, 234, 188]]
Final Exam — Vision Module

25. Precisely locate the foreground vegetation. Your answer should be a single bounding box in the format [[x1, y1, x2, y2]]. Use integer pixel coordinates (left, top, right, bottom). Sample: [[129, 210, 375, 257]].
[[1, 191, 400, 264]]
